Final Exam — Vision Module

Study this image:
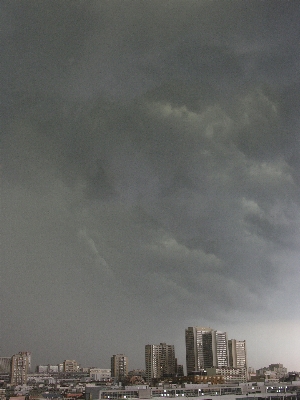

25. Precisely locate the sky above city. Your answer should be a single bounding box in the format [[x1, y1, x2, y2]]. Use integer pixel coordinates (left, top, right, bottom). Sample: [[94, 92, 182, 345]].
[[1, 0, 300, 372]]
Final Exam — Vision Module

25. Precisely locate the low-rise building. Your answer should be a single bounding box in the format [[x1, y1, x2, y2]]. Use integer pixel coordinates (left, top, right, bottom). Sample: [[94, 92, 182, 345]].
[[98, 381, 300, 400], [206, 367, 247, 383], [90, 369, 111, 382], [63, 360, 79, 373]]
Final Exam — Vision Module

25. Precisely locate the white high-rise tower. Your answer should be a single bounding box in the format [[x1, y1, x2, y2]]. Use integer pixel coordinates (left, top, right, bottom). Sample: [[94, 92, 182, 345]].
[[215, 331, 229, 367]]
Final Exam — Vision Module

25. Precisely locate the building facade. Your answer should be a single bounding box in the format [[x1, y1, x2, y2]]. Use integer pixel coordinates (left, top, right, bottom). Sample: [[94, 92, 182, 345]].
[[228, 340, 247, 369], [145, 343, 175, 383], [90, 368, 111, 381], [228, 339, 247, 382], [215, 331, 229, 368], [186, 327, 221, 375], [63, 359, 78, 372], [111, 354, 128, 382], [0, 357, 11, 374], [186, 328, 231, 375], [98, 382, 300, 400], [206, 367, 247, 383], [10, 352, 29, 385]]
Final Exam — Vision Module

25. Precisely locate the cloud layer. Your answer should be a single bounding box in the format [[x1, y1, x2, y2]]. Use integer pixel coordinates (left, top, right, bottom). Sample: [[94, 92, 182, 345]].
[[1, 0, 300, 371]]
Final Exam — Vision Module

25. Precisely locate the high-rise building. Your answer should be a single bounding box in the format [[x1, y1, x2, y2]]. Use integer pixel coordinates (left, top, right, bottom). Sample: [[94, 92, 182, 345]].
[[236, 340, 247, 369], [228, 339, 247, 369], [228, 339, 247, 382], [185, 327, 217, 375], [145, 345, 160, 382], [159, 342, 176, 378], [185, 327, 197, 375], [145, 343, 175, 383], [215, 331, 229, 367], [185, 327, 229, 375], [23, 351, 31, 373], [111, 354, 128, 382], [10, 352, 29, 385], [0, 357, 11, 374]]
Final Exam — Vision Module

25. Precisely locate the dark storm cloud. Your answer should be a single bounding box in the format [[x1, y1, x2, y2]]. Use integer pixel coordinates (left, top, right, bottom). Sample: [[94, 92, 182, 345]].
[[1, 0, 300, 370]]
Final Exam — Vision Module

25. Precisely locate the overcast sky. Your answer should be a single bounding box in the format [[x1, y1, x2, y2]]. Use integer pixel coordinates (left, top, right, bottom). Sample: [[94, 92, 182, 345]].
[[1, 0, 300, 373]]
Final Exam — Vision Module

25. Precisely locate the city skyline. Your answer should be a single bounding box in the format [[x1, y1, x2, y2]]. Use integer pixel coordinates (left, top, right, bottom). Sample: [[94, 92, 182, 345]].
[[1, 0, 300, 373], [3, 318, 296, 371], [0, 325, 285, 375], [1, 347, 293, 381]]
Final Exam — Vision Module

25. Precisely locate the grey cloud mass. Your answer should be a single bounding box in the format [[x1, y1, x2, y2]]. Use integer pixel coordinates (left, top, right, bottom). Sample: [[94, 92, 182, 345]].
[[1, 0, 300, 371]]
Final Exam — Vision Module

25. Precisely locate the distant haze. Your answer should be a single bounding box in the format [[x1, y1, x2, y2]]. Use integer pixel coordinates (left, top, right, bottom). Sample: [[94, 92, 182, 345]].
[[1, 0, 300, 372]]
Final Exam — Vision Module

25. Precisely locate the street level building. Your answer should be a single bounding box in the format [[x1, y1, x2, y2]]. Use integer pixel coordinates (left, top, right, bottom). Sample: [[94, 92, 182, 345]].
[[98, 382, 300, 400]]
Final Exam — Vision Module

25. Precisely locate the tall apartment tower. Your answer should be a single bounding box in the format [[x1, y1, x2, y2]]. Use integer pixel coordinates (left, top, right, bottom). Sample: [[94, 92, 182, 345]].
[[228, 339, 247, 369], [185, 327, 216, 374], [24, 352, 31, 373], [215, 331, 229, 367], [111, 354, 128, 382], [10, 352, 29, 385], [185, 327, 229, 375], [145, 343, 175, 383]]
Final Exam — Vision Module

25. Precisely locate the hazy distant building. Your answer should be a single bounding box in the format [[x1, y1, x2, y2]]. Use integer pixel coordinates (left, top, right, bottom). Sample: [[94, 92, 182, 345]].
[[0, 356, 11, 383], [24, 352, 31, 372], [10, 352, 29, 385], [36, 364, 59, 374], [127, 369, 145, 377], [176, 364, 184, 377], [90, 368, 111, 381], [111, 354, 128, 382], [63, 360, 78, 372], [36, 365, 48, 374], [268, 364, 288, 378], [145, 343, 175, 383], [48, 365, 59, 373], [256, 364, 287, 380], [0, 357, 11, 373]]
